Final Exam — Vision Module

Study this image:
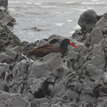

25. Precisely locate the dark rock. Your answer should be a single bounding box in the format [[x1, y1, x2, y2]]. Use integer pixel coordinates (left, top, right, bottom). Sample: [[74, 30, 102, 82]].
[[0, 24, 21, 53], [24, 27, 42, 32], [78, 9, 101, 33], [0, 0, 8, 8], [0, 9, 15, 26]]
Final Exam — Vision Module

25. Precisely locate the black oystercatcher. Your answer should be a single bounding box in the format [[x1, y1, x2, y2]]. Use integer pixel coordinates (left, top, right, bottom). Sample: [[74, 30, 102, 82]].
[[27, 39, 77, 57]]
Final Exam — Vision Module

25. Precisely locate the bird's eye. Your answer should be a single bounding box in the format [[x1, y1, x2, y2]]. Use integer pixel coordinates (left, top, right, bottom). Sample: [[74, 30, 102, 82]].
[[67, 40, 70, 42]]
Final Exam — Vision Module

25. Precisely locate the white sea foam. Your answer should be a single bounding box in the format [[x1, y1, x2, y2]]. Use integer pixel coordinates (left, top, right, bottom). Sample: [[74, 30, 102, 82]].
[[20, 31, 23, 34], [22, 39, 26, 41], [69, 31, 75, 34], [91, 0, 99, 1], [34, 3, 41, 5], [55, 23, 64, 27], [64, 12, 71, 14], [67, 20, 72, 22], [81, 2, 106, 5], [66, 2, 74, 4], [28, 33, 35, 34], [55, 12, 60, 14], [72, 8, 86, 11], [26, 2, 32, 5], [9, 8, 15, 11], [8, 1, 19, 3], [73, 25, 81, 29], [42, 6, 56, 8]]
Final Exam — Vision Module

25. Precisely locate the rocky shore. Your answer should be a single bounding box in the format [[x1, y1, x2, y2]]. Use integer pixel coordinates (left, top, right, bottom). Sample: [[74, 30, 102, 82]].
[[0, 0, 107, 107]]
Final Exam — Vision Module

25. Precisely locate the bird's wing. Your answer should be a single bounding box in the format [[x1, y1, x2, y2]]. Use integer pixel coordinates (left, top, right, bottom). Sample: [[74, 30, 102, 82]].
[[27, 45, 60, 57]]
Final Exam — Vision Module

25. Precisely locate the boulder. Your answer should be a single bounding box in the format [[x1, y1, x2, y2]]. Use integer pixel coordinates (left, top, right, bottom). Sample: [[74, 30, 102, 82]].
[[78, 9, 102, 33]]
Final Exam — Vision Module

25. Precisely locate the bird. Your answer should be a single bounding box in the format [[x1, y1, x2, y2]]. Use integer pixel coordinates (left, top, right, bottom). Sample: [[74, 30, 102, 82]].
[[27, 39, 77, 57]]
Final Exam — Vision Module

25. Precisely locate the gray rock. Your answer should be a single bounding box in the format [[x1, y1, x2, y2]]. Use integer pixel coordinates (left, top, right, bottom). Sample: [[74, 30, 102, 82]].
[[50, 81, 65, 97], [86, 63, 102, 80], [27, 53, 69, 97], [28, 53, 63, 78], [40, 103, 50, 107], [90, 28, 104, 45], [27, 77, 46, 95], [91, 55, 105, 70], [22, 92, 34, 101], [96, 97, 107, 107], [69, 39, 87, 52], [0, 90, 29, 107], [0, 104, 5, 107], [102, 72, 107, 84], [72, 29, 85, 42], [0, 8, 16, 26], [51, 104, 61, 107], [31, 98, 49, 107], [0, 80, 5, 91], [0, 0, 8, 8], [0, 6, 107, 107], [96, 12, 107, 29], [0, 52, 13, 63], [78, 9, 99, 33]]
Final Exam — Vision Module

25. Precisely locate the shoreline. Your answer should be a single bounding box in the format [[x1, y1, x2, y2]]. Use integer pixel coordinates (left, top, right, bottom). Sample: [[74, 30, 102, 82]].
[[0, 0, 107, 106]]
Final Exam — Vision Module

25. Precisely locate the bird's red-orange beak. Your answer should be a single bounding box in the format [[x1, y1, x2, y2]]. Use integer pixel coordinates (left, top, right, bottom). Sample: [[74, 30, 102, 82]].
[[69, 42, 77, 48]]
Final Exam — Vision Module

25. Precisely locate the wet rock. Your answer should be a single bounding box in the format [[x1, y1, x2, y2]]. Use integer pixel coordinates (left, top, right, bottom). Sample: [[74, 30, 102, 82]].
[[24, 27, 42, 32]]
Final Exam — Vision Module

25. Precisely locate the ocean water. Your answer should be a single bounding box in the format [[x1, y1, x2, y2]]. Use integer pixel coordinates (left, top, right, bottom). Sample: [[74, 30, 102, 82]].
[[8, 0, 107, 42]]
